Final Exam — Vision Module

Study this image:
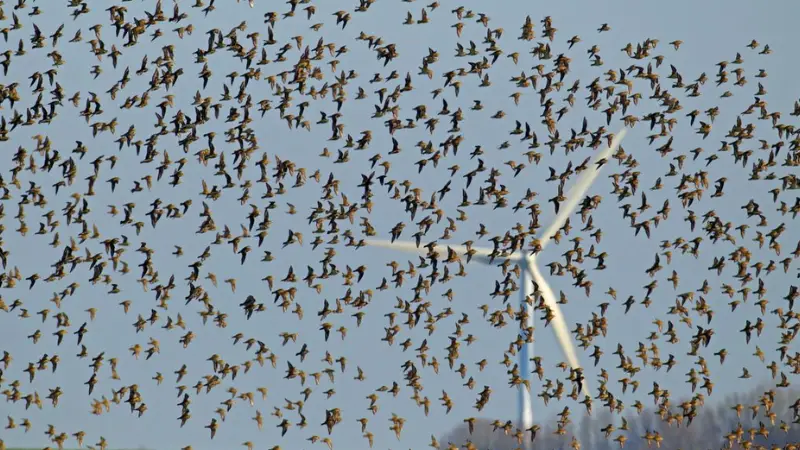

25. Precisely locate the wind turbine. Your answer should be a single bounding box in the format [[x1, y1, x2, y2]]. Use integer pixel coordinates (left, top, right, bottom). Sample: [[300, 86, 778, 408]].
[[365, 128, 627, 447]]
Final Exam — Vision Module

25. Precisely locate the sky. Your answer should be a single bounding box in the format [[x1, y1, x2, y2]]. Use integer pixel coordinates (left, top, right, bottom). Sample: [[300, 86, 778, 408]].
[[1, 0, 800, 449]]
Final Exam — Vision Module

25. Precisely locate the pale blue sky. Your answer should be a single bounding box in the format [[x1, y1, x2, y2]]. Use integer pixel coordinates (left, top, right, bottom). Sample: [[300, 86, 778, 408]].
[[1, 1, 799, 450]]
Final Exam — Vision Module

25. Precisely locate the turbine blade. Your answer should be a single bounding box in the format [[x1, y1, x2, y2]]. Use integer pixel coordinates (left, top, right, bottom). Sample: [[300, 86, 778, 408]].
[[538, 128, 627, 252], [528, 261, 592, 398], [365, 239, 521, 263]]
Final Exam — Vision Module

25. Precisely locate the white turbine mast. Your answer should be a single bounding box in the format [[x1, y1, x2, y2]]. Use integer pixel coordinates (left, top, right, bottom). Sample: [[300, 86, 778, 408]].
[[366, 128, 627, 448]]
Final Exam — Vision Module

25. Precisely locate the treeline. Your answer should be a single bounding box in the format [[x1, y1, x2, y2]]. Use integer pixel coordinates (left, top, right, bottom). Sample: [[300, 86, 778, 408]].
[[438, 384, 800, 449]]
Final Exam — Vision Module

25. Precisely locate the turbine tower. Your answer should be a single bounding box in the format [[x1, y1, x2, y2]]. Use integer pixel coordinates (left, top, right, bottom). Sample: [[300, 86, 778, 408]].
[[366, 129, 627, 448]]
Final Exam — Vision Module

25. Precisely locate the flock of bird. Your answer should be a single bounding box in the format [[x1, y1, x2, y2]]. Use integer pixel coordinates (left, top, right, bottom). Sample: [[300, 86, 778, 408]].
[[0, 0, 799, 449]]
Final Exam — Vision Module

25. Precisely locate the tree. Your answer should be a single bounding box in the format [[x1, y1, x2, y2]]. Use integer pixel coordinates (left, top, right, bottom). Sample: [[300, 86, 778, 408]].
[[439, 384, 800, 449]]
